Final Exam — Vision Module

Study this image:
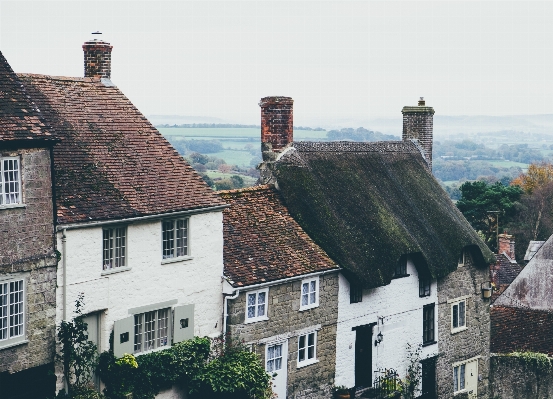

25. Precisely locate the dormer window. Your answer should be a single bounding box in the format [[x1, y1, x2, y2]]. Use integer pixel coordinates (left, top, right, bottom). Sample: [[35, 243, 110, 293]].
[[458, 250, 466, 266], [393, 256, 409, 278], [1, 157, 21, 205], [419, 277, 431, 297]]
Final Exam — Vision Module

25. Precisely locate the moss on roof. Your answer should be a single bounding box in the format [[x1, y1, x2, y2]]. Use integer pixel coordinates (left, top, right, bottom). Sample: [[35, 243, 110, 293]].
[[273, 141, 494, 289]]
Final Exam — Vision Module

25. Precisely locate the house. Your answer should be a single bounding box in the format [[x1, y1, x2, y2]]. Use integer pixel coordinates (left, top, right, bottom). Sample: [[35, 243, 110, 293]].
[[220, 185, 340, 399], [16, 35, 227, 394], [491, 233, 553, 355], [489, 233, 523, 301], [0, 51, 59, 398], [257, 96, 495, 398]]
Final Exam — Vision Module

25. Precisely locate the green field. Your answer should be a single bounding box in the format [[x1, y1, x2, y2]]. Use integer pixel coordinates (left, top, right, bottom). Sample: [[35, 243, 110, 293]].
[[488, 160, 529, 170], [158, 127, 327, 140]]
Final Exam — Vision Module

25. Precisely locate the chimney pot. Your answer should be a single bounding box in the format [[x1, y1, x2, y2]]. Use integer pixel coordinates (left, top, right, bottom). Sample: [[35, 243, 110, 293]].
[[259, 96, 294, 152], [83, 33, 113, 79]]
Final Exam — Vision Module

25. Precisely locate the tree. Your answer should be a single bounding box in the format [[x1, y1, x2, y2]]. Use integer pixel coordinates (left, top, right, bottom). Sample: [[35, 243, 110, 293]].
[[511, 162, 553, 194], [457, 181, 523, 252]]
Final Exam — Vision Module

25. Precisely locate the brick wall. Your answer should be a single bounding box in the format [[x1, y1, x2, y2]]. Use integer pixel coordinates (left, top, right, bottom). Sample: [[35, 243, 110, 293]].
[[83, 40, 113, 79], [490, 355, 553, 398], [401, 106, 434, 169], [259, 96, 293, 153], [227, 272, 339, 398], [0, 148, 57, 376], [436, 250, 491, 398]]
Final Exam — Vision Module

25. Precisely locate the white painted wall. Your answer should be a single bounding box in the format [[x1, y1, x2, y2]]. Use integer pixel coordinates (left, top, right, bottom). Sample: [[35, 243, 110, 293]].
[[335, 258, 438, 389], [55, 211, 224, 392]]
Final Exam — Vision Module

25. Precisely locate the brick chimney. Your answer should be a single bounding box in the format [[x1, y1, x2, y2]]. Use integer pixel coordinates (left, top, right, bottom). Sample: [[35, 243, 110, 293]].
[[402, 97, 435, 169], [498, 233, 515, 259], [259, 96, 294, 154], [83, 32, 113, 79]]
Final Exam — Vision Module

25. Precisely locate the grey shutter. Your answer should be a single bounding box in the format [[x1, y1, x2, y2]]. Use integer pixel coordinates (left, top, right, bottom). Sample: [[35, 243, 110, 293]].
[[113, 315, 134, 358], [173, 304, 194, 344]]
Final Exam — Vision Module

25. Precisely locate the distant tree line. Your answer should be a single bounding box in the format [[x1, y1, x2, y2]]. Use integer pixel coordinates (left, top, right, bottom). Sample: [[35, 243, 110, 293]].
[[326, 127, 399, 142], [435, 140, 545, 164], [157, 123, 325, 130]]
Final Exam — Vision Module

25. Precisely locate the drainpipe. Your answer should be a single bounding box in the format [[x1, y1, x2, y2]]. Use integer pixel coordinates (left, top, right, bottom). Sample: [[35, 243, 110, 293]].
[[223, 289, 240, 339], [62, 229, 67, 321]]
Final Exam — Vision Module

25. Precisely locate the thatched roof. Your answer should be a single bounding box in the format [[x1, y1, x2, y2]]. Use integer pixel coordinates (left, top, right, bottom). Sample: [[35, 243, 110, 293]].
[[271, 140, 494, 289]]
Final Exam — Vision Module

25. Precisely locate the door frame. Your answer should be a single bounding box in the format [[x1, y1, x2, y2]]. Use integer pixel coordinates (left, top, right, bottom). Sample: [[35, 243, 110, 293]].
[[265, 339, 288, 399], [353, 323, 376, 389]]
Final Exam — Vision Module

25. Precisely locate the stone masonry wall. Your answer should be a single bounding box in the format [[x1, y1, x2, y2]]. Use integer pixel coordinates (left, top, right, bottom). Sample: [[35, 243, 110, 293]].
[[0, 148, 57, 374], [402, 107, 434, 169], [436, 250, 491, 398], [227, 272, 339, 399], [490, 355, 553, 399]]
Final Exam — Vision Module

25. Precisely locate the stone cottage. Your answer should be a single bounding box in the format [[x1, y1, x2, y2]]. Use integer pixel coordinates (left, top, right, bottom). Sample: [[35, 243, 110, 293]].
[[257, 96, 495, 398], [220, 185, 340, 399], [0, 51, 59, 398], [16, 35, 228, 395]]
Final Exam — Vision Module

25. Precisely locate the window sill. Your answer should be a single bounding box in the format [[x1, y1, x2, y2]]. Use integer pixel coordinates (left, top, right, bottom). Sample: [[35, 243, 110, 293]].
[[299, 303, 319, 312], [244, 316, 269, 324], [451, 326, 468, 335], [0, 339, 28, 350], [0, 203, 26, 210], [134, 344, 171, 357], [101, 266, 132, 276], [422, 340, 437, 347], [161, 256, 194, 265], [297, 358, 319, 369], [391, 274, 410, 280]]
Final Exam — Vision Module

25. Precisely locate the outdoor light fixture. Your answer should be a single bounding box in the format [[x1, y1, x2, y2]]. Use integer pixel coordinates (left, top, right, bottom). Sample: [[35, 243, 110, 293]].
[[374, 332, 383, 347], [481, 281, 494, 299]]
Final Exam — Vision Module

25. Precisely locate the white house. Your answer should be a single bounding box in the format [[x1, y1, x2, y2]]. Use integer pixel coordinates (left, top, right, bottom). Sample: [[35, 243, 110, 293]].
[[17, 35, 227, 395]]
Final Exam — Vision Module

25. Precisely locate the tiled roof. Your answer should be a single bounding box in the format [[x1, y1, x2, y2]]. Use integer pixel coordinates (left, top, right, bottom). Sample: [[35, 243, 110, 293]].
[[496, 253, 523, 286], [271, 140, 495, 289], [0, 52, 55, 142], [220, 185, 339, 287], [491, 306, 553, 355], [18, 73, 225, 224]]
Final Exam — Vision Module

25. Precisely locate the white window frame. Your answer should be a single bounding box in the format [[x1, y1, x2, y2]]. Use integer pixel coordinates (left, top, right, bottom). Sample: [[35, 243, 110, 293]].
[[0, 277, 26, 349], [102, 225, 127, 270], [265, 341, 285, 373], [299, 277, 319, 311], [133, 307, 171, 354], [448, 295, 469, 333], [0, 156, 22, 206], [161, 217, 190, 262], [297, 331, 318, 368], [245, 289, 269, 324], [453, 362, 466, 394]]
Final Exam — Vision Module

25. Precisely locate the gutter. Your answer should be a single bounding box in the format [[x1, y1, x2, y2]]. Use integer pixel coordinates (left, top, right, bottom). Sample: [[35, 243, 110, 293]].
[[56, 204, 229, 231]]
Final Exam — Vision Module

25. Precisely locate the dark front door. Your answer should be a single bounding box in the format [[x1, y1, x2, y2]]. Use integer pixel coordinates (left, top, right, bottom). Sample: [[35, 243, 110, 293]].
[[421, 357, 437, 399], [355, 325, 373, 388]]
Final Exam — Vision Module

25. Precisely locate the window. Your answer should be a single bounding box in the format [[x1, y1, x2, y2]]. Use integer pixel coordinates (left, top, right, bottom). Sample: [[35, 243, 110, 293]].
[[103, 226, 126, 270], [453, 363, 466, 393], [423, 304, 435, 345], [266, 343, 283, 373], [393, 257, 409, 278], [300, 277, 319, 310], [245, 289, 268, 323], [162, 218, 189, 259], [451, 298, 467, 332], [298, 331, 317, 367], [0, 278, 25, 347], [419, 277, 431, 297], [133, 308, 170, 353], [458, 250, 465, 266], [0, 157, 21, 205], [350, 282, 362, 304]]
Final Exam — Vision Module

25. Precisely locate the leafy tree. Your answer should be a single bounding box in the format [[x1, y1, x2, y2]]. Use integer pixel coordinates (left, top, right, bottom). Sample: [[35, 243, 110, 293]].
[[189, 152, 209, 165], [457, 181, 523, 252], [511, 162, 553, 193]]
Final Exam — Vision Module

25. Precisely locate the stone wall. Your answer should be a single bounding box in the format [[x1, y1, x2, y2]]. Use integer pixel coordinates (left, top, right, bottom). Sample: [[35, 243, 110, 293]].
[[436, 249, 491, 398], [0, 148, 57, 390], [401, 106, 434, 169], [227, 272, 339, 399], [490, 355, 553, 399]]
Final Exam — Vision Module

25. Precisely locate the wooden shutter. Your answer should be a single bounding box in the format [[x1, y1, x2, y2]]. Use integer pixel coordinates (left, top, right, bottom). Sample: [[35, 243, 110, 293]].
[[113, 315, 134, 358], [173, 304, 194, 344]]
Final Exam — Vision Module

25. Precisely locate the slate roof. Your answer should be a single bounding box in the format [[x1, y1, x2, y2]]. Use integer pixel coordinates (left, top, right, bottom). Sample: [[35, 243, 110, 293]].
[[496, 253, 523, 286], [219, 185, 339, 287], [270, 140, 495, 289], [524, 240, 545, 262], [18, 73, 225, 224], [0, 52, 55, 142]]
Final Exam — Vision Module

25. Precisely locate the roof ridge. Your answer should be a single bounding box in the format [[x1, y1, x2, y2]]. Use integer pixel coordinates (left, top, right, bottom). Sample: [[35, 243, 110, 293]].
[[17, 73, 98, 83], [218, 184, 274, 195]]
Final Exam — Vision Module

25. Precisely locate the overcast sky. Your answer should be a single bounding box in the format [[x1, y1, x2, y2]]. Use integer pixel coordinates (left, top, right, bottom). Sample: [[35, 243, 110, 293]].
[[1, 1, 552, 126]]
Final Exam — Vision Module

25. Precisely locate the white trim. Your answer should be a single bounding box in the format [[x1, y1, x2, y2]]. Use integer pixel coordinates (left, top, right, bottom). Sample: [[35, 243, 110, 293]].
[[447, 295, 471, 304], [0, 339, 28, 350], [452, 355, 482, 368], [297, 358, 319, 368], [161, 217, 191, 260], [299, 276, 319, 311], [450, 297, 468, 333], [0, 277, 26, 347], [128, 299, 178, 315], [297, 330, 318, 368], [161, 256, 194, 265], [244, 288, 269, 323], [0, 204, 26, 210], [101, 266, 132, 276], [0, 156, 22, 206]]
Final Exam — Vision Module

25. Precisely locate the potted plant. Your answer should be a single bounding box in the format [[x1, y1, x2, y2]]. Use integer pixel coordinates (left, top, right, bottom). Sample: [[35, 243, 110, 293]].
[[333, 385, 351, 399]]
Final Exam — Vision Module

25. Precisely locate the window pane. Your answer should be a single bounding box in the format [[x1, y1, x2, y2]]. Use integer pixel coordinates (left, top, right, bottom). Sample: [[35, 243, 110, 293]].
[[460, 364, 465, 390], [176, 219, 188, 257], [267, 358, 274, 372], [144, 311, 156, 351], [0, 283, 7, 340], [257, 292, 266, 317], [162, 221, 174, 259], [308, 333, 314, 346], [103, 229, 114, 270], [115, 228, 126, 267], [157, 309, 169, 347], [459, 301, 466, 327], [9, 280, 24, 337], [453, 304, 458, 328], [454, 366, 459, 392], [247, 294, 256, 318], [299, 347, 305, 362], [258, 292, 266, 304], [134, 314, 143, 353], [299, 335, 305, 349], [301, 283, 309, 306]]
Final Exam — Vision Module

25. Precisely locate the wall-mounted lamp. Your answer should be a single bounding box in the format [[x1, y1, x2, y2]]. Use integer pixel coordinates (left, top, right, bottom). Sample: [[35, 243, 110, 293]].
[[374, 332, 383, 347], [481, 281, 494, 299]]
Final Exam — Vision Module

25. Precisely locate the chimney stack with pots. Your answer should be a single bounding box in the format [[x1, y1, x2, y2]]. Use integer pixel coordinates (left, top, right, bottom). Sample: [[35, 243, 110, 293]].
[[498, 233, 516, 259], [83, 32, 113, 79], [402, 97, 435, 169], [259, 96, 294, 156]]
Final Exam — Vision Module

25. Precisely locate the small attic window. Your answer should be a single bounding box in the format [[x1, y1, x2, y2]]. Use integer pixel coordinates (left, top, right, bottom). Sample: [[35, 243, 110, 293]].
[[393, 256, 409, 279], [458, 250, 466, 266]]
